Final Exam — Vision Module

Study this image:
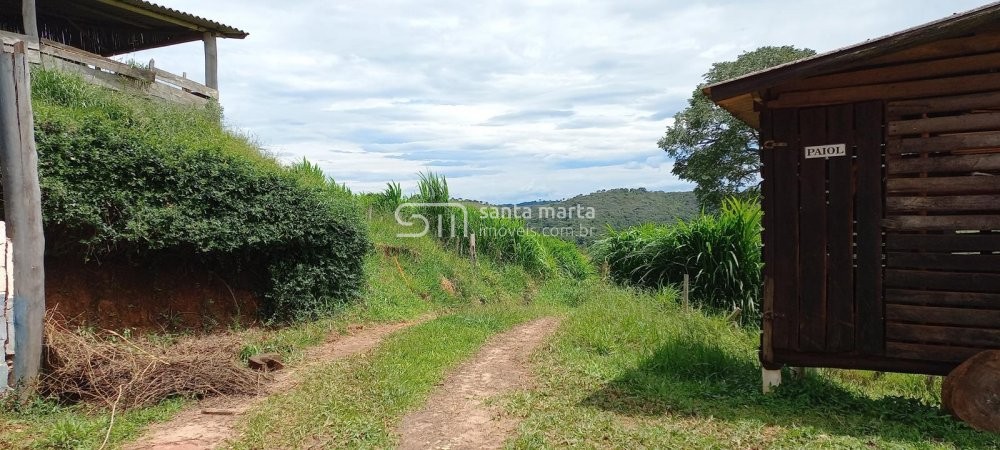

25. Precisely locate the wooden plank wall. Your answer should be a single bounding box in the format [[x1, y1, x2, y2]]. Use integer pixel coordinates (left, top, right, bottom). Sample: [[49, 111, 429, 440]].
[[882, 91, 1000, 365]]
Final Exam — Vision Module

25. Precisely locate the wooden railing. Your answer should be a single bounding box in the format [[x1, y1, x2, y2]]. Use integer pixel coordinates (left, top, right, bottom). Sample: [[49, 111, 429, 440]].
[[0, 30, 217, 106]]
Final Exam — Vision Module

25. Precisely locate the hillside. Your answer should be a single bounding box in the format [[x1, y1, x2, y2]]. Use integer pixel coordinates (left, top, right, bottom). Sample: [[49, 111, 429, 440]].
[[515, 188, 699, 245]]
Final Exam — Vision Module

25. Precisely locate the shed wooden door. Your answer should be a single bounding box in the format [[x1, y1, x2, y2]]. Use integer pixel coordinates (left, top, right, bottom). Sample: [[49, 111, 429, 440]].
[[760, 102, 885, 361]]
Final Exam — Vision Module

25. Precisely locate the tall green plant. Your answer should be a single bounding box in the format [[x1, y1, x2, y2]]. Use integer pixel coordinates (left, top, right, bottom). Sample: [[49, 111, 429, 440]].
[[374, 181, 404, 212], [593, 198, 762, 323], [416, 172, 460, 240]]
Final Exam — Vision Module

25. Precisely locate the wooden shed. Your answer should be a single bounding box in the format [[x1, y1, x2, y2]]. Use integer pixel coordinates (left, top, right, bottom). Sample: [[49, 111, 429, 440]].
[[705, 3, 1000, 380], [0, 0, 247, 103]]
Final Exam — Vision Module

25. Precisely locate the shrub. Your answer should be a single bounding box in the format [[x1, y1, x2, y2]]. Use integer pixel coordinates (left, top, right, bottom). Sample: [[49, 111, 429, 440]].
[[465, 208, 591, 279], [537, 235, 592, 280], [593, 198, 762, 322], [467, 210, 548, 274], [30, 70, 370, 321]]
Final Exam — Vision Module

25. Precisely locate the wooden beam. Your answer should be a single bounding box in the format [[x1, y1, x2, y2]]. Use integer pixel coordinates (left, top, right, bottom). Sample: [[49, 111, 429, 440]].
[[889, 112, 1000, 136], [888, 153, 1000, 174], [887, 289, 1000, 309], [0, 43, 44, 392], [888, 132, 1000, 155], [886, 341, 982, 364], [203, 32, 218, 91], [887, 176, 1000, 195], [769, 72, 1000, 109], [886, 232, 1000, 252], [887, 252, 1000, 271], [887, 194, 1000, 212], [883, 215, 1000, 231], [21, 0, 37, 40], [889, 90, 1000, 117], [887, 304, 1000, 328], [776, 51, 1000, 94], [886, 270, 1000, 293]]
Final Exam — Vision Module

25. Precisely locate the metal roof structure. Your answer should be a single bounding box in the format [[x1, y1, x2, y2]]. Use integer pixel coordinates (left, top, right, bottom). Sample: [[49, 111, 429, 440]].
[[0, 0, 247, 56], [704, 1, 1000, 128]]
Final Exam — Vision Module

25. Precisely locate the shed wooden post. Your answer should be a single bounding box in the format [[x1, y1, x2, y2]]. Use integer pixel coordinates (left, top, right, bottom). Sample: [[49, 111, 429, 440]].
[[762, 368, 781, 394], [203, 32, 218, 91], [0, 42, 45, 392], [21, 0, 38, 40]]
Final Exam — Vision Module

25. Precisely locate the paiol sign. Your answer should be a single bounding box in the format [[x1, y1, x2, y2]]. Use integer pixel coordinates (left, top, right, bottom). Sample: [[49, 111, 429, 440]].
[[804, 143, 847, 159]]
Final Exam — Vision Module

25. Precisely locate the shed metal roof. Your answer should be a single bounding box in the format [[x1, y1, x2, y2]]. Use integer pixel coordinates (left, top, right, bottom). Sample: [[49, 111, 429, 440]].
[[705, 1, 1000, 129], [0, 0, 248, 55]]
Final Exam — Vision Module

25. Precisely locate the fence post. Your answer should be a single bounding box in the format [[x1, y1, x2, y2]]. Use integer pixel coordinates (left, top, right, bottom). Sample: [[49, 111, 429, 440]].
[[469, 233, 477, 266], [0, 41, 45, 394], [683, 273, 690, 311]]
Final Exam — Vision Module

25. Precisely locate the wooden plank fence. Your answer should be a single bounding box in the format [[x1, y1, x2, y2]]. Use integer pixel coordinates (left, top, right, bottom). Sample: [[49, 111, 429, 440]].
[[0, 29, 217, 106]]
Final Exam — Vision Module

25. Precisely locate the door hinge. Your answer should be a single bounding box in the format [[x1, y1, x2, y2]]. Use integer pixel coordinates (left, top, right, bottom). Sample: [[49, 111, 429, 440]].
[[762, 140, 788, 150]]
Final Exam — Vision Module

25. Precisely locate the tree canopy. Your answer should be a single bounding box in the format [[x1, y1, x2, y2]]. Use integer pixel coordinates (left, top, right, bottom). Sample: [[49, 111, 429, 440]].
[[658, 46, 816, 208]]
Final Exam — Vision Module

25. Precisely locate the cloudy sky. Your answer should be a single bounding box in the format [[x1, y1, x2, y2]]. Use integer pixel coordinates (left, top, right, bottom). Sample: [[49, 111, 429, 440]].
[[127, 0, 986, 203]]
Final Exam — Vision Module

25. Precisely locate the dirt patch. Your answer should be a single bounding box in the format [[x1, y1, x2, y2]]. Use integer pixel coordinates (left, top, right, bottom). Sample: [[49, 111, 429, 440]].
[[440, 276, 457, 296], [46, 258, 259, 332], [126, 317, 430, 450], [397, 316, 562, 450]]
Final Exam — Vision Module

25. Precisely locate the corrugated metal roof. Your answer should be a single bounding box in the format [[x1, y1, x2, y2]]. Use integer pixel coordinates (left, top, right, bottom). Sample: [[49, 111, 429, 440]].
[[103, 0, 248, 38], [706, 1, 1000, 103]]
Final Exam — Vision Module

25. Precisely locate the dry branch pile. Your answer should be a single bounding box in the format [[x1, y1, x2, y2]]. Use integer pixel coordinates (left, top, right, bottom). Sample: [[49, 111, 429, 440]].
[[41, 316, 266, 409]]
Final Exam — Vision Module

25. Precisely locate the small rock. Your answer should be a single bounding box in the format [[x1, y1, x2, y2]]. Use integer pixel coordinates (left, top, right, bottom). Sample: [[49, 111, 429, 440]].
[[248, 353, 284, 372]]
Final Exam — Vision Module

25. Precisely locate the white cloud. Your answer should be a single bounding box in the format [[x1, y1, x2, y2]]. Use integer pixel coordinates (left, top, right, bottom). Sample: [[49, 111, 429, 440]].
[[125, 0, 987, 203]]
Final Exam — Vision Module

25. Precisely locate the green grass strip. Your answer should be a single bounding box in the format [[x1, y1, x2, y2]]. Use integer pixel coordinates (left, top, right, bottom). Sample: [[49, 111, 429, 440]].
[[0, 397, 185, 449], [229, 305, 549, 449]]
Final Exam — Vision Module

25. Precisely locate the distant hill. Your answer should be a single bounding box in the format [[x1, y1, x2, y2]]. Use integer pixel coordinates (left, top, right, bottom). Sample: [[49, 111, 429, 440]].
[[483, 188, 699, 245]]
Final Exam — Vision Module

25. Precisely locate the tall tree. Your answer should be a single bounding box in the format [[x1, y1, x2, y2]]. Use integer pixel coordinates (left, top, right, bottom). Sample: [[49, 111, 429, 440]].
[[659, 46, 816, 209]]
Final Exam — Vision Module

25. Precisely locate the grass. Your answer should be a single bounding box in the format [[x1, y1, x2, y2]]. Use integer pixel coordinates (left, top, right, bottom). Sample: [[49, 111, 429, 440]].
[[503, 280, 1000, 449], [0, 397, 185, 449]]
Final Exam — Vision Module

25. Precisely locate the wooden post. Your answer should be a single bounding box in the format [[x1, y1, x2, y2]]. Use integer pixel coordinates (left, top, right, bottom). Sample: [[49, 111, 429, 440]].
[[682, 273, 690, 311], [469, 233, 477, 266], [21, 0, 38, 40], [203, 32, 218, 91], [0, 42, 45, 392]]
